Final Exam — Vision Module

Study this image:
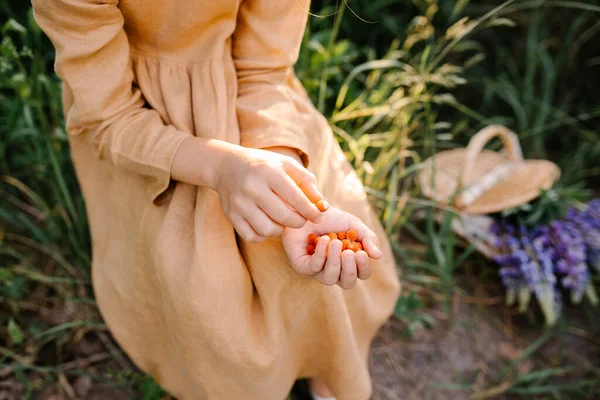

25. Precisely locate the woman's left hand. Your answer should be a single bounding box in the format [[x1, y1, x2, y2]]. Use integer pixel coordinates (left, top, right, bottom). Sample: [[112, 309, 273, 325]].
[[282, 207, 383, 289]]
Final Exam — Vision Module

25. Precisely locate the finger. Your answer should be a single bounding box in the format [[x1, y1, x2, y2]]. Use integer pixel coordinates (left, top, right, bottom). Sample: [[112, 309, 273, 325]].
[[282, 159, 323, 203], [346, 216, 383, 260], [270, 171, 322, 223], [255, 190, 307, 229], [230, 214, 266, 243], [308, 235, 330, 275], [338, 250, 357, 290], [240, 174, 314, 225], [317, 239, 342, 286], [242, 204, 285, 237], [361, 233, 383, 260], [355, 250, 372, 280]]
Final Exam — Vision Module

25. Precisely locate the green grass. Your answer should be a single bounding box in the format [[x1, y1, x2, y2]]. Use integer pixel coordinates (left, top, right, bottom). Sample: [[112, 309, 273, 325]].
[[1, 0, 600, 398]]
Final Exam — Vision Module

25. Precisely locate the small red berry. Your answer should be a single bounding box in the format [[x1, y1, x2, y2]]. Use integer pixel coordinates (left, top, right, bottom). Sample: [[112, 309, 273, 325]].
[[346, 230, 358, 242], [316, 199, 329, 212]]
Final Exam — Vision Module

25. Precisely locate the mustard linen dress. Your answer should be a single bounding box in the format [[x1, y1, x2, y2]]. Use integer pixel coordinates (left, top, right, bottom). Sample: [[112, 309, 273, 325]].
[[32, 0, 401, 398]]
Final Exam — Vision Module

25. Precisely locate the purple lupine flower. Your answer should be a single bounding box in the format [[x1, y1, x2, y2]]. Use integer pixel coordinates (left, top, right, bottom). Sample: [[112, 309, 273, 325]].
[[490, 222, 560, 323], [489, 222, 503, 248], [549, 219, 589, 303], [571, 203, 600, 272], [488, 199, 599, 324], [491, 222, 527, 304], [586, 199, 600, 219], [530, 229, 557, 286], [519, 226, 561, 322]]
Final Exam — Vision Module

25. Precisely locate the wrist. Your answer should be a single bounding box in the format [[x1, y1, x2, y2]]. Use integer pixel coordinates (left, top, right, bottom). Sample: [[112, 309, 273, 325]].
[[205, 140, 238, 192], [171, 136, 231, 190]]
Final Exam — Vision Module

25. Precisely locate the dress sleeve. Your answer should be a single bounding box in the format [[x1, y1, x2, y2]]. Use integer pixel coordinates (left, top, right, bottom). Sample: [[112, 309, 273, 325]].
[[32, 0, 191, 203], [232, 0, 311, 166]]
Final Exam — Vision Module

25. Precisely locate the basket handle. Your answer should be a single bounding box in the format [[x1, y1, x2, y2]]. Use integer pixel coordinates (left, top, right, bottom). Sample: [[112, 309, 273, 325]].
[[461, 125, 523, 187]]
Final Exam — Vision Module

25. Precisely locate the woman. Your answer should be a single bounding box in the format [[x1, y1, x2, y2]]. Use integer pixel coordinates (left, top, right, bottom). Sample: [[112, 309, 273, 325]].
[[32, 0, 400, 398]]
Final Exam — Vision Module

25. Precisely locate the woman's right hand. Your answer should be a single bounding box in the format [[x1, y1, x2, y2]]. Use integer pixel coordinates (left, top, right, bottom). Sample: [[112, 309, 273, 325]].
[[212, 143, 324, 242]]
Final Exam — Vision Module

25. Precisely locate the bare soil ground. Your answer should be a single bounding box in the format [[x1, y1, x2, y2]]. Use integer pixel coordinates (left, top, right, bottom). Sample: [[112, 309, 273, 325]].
[[371, 302, 508, 400], [370, 299, 599, 400]]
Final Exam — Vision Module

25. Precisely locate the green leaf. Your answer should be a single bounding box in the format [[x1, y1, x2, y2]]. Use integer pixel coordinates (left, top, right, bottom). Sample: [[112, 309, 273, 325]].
[[2, 19, 26, 35], [508, 380, 599, 395], [450, 0, 470, 21], [0, 268, 13, 282], [0, 275, 26, 299], [138, 376, 165, 400], [501, 325, 557, 378], [7, 318, 24, 344], [486, 17, 516, 28], [514, 366, 576, 384], [585, 283, 599, 306], [27, 8, 42, 35], [394, 291, 425, 317], [464, 53, 486, 69]]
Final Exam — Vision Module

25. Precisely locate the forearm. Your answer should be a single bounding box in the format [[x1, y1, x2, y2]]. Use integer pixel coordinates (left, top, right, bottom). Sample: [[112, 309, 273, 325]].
[[171, 137, 234, 190], [171, 139, 305, 192]]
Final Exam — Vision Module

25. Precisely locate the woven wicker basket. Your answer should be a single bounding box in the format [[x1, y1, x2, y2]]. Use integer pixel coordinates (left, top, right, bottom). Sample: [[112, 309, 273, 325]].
[[418, 125, 561, 258], [418, 125, 561, 215]]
